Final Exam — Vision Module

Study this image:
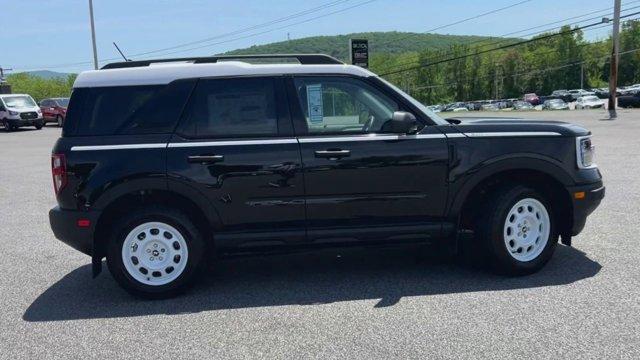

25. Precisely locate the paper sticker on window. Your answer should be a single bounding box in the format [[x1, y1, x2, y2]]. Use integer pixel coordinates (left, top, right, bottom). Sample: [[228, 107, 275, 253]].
[[306, 84, 323, 123]]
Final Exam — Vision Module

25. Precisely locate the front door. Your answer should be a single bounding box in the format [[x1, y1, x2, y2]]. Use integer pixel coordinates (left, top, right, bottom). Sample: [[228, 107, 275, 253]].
[[167, 77, 306, 248], [289, 76, 449, 243]]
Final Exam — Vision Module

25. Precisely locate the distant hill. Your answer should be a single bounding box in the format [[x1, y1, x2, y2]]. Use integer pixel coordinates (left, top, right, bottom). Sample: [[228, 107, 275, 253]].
[[224, 31, 521, 61], [20, 70, 73, 79]]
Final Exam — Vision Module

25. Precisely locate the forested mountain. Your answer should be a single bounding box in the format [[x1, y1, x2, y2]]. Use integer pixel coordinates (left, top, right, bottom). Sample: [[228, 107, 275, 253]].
[[224, 31, 520, 60]]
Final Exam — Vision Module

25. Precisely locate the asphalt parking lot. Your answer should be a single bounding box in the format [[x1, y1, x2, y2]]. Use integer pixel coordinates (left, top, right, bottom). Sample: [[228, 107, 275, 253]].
[[1, 109, 639, 359]]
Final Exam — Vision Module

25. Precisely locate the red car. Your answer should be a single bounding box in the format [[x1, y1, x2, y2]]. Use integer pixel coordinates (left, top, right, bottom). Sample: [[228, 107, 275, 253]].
[[523, 93, 540, 106], [40, 98, 69, 127]]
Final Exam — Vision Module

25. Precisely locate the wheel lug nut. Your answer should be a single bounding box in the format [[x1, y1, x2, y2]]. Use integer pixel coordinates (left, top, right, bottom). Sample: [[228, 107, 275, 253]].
[[161, 249, 165, 253], [146, 249, 151, 253]]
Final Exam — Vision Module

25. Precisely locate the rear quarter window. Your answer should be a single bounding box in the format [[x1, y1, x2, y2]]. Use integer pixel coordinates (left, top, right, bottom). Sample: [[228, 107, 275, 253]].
[[64, 79, 195, 136]]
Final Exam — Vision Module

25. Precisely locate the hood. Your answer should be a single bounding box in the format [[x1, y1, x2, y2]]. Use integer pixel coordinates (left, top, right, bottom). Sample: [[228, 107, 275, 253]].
[[445, 117, 589, 137]]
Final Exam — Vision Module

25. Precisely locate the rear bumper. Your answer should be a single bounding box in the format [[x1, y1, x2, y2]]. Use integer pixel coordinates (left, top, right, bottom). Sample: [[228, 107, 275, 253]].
[[567, 181, 605, 236], [49, 206, 101, 256]]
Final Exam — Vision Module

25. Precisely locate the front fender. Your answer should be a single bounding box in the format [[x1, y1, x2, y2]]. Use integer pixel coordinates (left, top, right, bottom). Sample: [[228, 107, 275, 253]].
[[447, 154, 575, 218]]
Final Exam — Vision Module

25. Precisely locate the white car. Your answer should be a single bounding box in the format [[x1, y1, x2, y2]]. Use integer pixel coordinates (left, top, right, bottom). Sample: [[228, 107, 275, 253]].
[[575, 95, 605, 110], [0, 94, 44, 131], [569, 89, 595, 100]]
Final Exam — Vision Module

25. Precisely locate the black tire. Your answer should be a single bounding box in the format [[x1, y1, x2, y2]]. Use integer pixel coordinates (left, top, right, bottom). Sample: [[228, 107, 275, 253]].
[[35, 121, 43, 130], [56, 115, 63, 127], [106, 206, 207, 299], [476, 184, 558, 275], [3, 120, 11, 132]]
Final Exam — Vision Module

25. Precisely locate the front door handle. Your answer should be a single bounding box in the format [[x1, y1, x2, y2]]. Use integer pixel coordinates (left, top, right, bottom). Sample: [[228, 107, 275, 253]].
[[187, 155, 224, 164], [314, 149, 351, 159]]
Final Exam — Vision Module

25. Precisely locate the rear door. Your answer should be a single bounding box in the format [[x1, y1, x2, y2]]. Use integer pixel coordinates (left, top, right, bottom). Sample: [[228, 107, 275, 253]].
[[289, 75, 449, 244], [166, 77, 306, 248]]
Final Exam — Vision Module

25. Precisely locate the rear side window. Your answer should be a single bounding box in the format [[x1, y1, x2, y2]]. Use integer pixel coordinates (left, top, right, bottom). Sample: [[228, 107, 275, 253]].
[[177, 78, 278, 138], [66, 80, 195, 136]]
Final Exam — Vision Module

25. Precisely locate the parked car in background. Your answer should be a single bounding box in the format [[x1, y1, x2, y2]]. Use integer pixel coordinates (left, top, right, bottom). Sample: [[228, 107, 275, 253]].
[[481, 102, 500, 111], [40, 97, 70, 127], [575, 96, 605, 109], [543, 99, 569, 110], [618, 93, 640, 108], [513, 101, 534, 110], [569, 89, 595, 100], [551, 90, 574, 102], [444, 102, 468, 112], [619, 84, 640, 95], [523, 93, 540, 105], [0, 94, 44, 131]]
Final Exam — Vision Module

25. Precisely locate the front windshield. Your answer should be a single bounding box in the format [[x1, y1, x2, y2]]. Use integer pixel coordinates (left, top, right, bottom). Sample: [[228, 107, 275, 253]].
[[376, 77, 449, 125], [549, 99, 563, 104], [2, 95, 37, 108], [55, 98, 70, 107], [583, 96, 599, 101]]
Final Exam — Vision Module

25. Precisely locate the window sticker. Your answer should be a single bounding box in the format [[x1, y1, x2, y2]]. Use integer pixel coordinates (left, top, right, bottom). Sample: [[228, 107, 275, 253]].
[[306, 84, 324, 123]]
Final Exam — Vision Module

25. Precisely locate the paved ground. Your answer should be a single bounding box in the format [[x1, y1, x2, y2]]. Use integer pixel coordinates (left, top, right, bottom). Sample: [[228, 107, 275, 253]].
[[1, 109, 639, 359]]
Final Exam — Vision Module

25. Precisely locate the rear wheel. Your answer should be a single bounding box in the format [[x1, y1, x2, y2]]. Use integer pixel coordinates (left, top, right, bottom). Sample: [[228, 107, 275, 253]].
[[476, 185, 557, 275], [106, 206, 206, 299], [56, 115, 63, 127]]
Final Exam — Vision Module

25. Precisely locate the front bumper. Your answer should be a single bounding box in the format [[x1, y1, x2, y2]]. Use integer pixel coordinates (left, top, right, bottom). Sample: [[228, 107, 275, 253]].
[[6, 118, 43, 128], [567, 181, 605, 236], [49, 206, 101, 256]]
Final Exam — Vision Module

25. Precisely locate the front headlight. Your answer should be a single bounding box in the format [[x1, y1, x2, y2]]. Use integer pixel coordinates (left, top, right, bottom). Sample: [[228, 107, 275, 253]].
[[8, 110, 19, 116], [576, 135, 596, 169]]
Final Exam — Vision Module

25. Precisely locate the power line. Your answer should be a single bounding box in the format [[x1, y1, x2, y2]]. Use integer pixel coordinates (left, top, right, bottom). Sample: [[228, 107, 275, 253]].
[[372, 0, 533, 49], [379, 11, 640, 77], [408, 45, 640, 96], [135, 0, 379, 59], [13, 0, 376, 71], [376, 2, 640, 74]]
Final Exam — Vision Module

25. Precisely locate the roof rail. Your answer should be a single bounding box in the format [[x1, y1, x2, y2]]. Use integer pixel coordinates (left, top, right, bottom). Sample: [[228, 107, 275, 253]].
[[101, 54, 343, 69]]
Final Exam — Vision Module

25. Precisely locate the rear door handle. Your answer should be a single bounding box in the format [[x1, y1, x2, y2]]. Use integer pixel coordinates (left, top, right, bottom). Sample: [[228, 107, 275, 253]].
[[314, 149, 351, 159], [187, 155, 224, 164]]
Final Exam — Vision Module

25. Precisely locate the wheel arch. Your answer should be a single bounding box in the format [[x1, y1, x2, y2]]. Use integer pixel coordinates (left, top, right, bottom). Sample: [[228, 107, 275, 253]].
[[450, 156, 574, 237], [92, 186, 222, 262]]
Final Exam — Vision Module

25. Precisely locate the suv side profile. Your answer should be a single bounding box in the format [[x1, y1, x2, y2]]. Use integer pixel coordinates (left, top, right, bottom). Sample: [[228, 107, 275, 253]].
[[49, 55, 604, 298]]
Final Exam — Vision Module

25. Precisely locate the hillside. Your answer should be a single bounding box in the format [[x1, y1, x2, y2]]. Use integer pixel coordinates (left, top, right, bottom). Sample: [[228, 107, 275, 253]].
[[20, 70, 73, 79], [224, 31, 521, 60]]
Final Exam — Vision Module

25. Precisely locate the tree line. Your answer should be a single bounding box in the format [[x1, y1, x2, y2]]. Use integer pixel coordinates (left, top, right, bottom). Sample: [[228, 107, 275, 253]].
[[370, 20, 640, 105]]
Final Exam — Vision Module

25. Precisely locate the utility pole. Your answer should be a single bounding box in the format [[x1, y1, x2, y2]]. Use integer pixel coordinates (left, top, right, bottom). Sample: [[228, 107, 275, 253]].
[[580, 62, 584, 90], [89, 0, 99, 70], [608, 0, 621, 119]]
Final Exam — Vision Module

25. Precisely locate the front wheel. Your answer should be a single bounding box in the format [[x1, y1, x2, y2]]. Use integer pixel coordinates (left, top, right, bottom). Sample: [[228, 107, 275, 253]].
[[106, 206, 206, 299], [56, 115, 63, 127], [477, 185, 557, 275]]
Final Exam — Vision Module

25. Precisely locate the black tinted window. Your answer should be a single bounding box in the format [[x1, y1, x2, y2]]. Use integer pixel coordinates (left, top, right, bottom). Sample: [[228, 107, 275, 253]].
[[178, 78, 278, 138], [71, 80, 194, 136]]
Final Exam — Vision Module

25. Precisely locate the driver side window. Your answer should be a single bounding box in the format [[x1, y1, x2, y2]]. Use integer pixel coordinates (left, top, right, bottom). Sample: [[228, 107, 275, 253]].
[[293, 77, 399, 135]]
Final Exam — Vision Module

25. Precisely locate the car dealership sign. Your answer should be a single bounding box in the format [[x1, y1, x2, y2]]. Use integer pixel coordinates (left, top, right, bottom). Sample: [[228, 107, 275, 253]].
[[349, 39, 369, 68]]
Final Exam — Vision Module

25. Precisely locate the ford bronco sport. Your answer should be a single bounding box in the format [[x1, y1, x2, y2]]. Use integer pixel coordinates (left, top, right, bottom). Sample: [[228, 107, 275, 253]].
[[48, 54, 604, 298]]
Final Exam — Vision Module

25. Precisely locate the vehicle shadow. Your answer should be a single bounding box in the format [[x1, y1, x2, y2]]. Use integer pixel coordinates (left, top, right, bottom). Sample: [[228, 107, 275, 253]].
[[23, 244, 601, 322]]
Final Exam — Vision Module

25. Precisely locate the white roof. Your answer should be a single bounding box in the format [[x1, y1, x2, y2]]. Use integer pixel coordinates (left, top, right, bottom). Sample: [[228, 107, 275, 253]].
[[73, 61, 376, 88]]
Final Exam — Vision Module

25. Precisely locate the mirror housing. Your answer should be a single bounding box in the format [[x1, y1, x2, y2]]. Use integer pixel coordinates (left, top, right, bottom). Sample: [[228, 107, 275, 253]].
[[390, 111, 418, 134], [0, 105, 5, 112]]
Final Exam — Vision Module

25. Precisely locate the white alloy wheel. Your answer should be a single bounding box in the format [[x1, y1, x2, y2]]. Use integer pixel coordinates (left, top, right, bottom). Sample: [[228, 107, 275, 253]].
[[121, 222, 189, 286], [502, 198, 551, 262]]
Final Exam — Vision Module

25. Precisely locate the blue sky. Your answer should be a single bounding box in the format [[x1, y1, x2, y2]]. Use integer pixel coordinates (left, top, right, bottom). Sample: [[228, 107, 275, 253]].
[[0, 0, 622, 73]]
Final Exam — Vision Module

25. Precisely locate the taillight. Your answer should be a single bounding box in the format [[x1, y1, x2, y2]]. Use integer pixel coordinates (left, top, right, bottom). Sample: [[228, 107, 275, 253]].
[[51, 154, 67, 195]]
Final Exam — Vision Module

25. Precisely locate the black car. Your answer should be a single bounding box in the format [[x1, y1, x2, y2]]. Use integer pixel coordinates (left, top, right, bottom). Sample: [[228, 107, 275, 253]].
[[49, 54, 605, 298], [618, 93, 640, 108]]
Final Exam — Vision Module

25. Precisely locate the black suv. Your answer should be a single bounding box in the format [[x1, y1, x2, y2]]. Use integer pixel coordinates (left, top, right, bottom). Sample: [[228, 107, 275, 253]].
[[49, 55, 604, 298]]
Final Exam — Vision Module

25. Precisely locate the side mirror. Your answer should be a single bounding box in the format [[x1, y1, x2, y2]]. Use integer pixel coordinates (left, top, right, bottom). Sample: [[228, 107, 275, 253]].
[[0, 105, 5, 112], [390, 111, 418, 134]]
